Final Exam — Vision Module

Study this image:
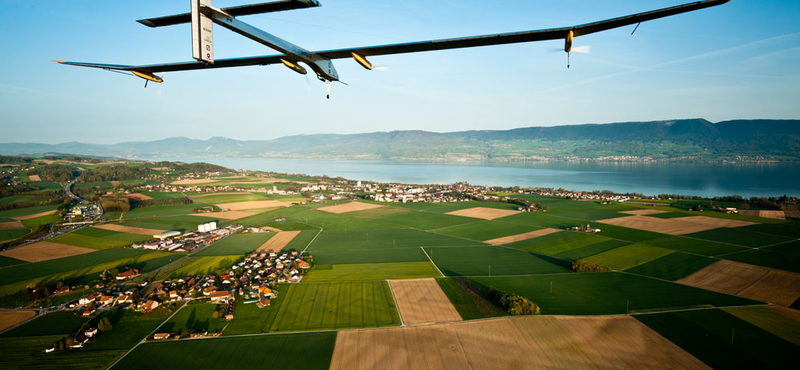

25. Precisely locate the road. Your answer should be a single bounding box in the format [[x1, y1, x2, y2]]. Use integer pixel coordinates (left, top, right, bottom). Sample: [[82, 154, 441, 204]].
[[64, 174, 85, 203]]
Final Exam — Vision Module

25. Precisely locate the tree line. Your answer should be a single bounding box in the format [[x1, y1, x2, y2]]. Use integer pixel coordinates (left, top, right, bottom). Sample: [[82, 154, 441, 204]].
[[488, 286, 541, 315]]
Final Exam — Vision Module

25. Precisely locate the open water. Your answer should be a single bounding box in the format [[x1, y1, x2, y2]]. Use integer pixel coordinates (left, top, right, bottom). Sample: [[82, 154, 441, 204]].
[[152, 157, 799, 198]]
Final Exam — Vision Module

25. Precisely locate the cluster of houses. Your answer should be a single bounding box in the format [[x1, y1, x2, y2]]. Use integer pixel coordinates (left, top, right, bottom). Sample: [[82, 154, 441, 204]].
[[129, 223, 242, 253]]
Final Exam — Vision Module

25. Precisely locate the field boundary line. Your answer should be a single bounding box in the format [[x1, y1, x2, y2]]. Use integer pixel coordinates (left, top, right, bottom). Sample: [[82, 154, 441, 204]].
[[421, 247, 445, 277], [630, 302, 769, 316], [386, 280, 405, 327], [107, 302, 188, 369], [301, 228, 323, 255]]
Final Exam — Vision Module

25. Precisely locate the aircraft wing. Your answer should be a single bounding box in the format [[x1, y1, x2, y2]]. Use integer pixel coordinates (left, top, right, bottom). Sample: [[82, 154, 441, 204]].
[[54, 0, 729, 74]]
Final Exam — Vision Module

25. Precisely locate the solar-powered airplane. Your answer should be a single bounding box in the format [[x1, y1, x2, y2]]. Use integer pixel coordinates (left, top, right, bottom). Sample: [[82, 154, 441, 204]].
[[54, 0, 730, 98]]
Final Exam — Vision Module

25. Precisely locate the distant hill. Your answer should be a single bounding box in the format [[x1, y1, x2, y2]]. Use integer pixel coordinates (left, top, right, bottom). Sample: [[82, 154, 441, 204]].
[[2, 119, 798, 162]]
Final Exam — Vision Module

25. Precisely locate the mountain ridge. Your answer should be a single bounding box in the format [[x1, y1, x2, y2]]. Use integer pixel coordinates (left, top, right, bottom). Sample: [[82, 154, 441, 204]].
[[2, 119, 798, 162]]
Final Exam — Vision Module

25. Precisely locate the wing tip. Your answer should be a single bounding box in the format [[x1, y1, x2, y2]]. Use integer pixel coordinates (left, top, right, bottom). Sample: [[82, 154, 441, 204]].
[[52, 60, 65, 64], [137, 19, 157, 28]]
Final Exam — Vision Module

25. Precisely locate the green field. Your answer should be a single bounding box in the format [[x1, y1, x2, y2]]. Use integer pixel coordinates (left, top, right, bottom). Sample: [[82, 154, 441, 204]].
[[373, 209, 476, 230], [721, 249, 800, 273], [51, 231, 149, 250], [0, 228, 30, 242], [636, 309, 795, 370], [588, 223, 666, 242], [643, 235, 749, 256], [471, 272, 758, 315], [0, 311, 87, 338], [309, 229, 481, 251], [86, 309, 172, 351], [311, 247, 428, 264], [192, 233, 274, 257], [0, 204, 58, 218], [119, 216, 218, 232], [509, 231, 614, 256], [723, 306, 800, 346], [21, 213, 61, 228], [286, 207, 403, 230], [223, 284, 287, 335], [433, 220, 540, 241], [111, 332, 337, 370], [281, 230, 318, 251], [271, 280, 400, 331], [156, 302, 228, 335], [189, 193, 272, 204], [168, 255, 240, 277], [137, 191, 188, 199], [583, 243, 675, 271], [0, 335, 126, 370], [0, 255, 25, 268], [122, 204, 209, 219], [742, 221, 800, 238], [763, 239, 800, 255], [303, 261, 440, 282], [425, 246, 570, 277], [552, 239, 631, 260], [625, 252, 717, 281], [436, 277, 483, 320], [686, 227, 793, 248]]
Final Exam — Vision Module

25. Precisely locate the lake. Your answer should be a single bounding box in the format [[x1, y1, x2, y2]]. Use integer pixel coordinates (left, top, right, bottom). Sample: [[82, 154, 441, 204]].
[[152, 157, 799, 198]]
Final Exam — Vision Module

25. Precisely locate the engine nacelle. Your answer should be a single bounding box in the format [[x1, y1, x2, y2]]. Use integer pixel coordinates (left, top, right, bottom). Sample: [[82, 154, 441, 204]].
[[351, 52, 373, 70], [131, 70, 163, 83], [280, 58, 307, 75], [565, 30, 574, 52]]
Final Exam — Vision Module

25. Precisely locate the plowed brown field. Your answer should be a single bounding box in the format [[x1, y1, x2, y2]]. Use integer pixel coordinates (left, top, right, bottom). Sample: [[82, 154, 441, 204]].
[[329, 316, 709, 370], [317, 202, 384, 214], [0, 221, 24, 230], [389, 279, 461, 325], [445, 207, 519, 220], [0, 241, 95, 262], [95, 224, 167, 235], [189, 192, 252, 198], [677, 260, 770, 295], [484, 228, 561, 245], [738, 270, 800, 306], [677, 216, 757, 228], [597, 216, 718, 235], [27, 175, 41, 182], [0, 311, 36, 331], [256, 231, 301, 252], [125, 193, 152, 201]]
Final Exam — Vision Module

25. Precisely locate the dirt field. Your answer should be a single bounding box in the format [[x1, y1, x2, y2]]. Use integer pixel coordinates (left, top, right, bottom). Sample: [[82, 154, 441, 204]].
[[187, 211, 255, 220], [0, 311, 36, 331], [12, 210, 57, 221], [317, 202, 384, 214], [95, 224, 167, 235], [217, 200, 287, 211], [125, 193, 153, 201], [0, 241, 95, 262], [0, 221, 24, 230], [484, 228, 561, 245], [256, 231, 301, 252], [597, 215, 719, 235], [329, 315, 709, 370], [677, 216, 757, 228], [27, 175, 41, 182], [445, 207, 519, 220], [677, 260, 770, 296], [619, 209, 669, 216], [389, 279, 462, 325], [189, 192, 252, 198], [738, 270, 800, 306]]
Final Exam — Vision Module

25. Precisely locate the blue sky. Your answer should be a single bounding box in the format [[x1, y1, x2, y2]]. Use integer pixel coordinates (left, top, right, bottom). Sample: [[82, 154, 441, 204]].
[[1, 0, 798, 144]]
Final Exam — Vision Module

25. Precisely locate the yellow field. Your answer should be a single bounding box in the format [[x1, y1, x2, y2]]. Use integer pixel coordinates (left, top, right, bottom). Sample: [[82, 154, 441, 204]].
[[256, 231, 301, 252], [95, 223, 167, 235], [484, 228, 561, 245], [0, 311, 36, 331], [317, 202, 384, 214]]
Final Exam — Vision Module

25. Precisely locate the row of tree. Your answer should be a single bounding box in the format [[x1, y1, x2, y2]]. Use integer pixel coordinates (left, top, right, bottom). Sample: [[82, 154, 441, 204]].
[[571, 260, 611, 273], [487, 286, 541, 315], [27, 164, 78, 182], [79, 165, 148, 183]]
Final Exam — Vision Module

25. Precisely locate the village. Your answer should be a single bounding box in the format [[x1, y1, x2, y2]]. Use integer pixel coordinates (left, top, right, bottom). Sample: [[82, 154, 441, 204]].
[[45, 225, 312, 350]]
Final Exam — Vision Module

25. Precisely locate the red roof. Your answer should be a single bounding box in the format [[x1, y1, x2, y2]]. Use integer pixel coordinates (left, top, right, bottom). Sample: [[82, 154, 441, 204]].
[[209, 291, 230, 298]]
